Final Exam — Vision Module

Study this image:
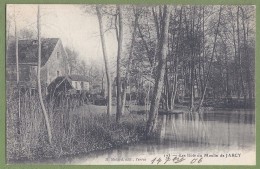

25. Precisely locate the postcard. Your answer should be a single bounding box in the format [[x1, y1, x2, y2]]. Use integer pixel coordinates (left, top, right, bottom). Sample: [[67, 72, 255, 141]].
[[5, 4, 256, 165]]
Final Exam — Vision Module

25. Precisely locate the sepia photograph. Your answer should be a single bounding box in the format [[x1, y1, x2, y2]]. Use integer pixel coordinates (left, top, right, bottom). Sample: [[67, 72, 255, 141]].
[[5, 4, 255, 165]]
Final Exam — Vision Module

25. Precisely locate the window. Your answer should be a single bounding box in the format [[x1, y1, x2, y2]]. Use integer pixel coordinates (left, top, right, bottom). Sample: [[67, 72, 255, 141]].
[[57, 71, 60, 77], [57, 51, 60, 59]]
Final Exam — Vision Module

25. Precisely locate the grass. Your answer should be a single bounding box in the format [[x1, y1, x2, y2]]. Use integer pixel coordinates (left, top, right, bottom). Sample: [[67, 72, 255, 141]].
[[6, 89, 147, 162], [7, 88, 254, 163]]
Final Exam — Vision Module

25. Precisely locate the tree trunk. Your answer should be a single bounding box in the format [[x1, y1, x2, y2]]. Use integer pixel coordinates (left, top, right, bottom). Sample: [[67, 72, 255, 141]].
[[197, 6, 222, 112], [236, 6, 247, 106], [14, 6, 21, 134], [230, 11, 240, 100], [222, 39, 231, 103], [121, 8, 139, 114], [116, 5, 123, 123], [164, 64, 169, 111], [190, 59, 195, 111], [188, 7, 195, 112], [146, 5, 170, 137], [241, 7, 253, 107], [170, 7, 182, 109], [37, 5, 52, 144], [171, 71, 178, 109], [201, 6, 206, 98], [101, 69, 104, 93], [96, 5, 112, 117]]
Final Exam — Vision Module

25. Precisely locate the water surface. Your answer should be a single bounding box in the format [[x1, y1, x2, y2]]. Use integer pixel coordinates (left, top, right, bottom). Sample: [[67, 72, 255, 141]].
[[44, 109, 256, 165]]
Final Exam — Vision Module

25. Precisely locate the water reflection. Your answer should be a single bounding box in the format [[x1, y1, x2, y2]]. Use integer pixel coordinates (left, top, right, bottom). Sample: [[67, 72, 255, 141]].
[[40, 109, 255, 164], [157, 110, 255, 150]]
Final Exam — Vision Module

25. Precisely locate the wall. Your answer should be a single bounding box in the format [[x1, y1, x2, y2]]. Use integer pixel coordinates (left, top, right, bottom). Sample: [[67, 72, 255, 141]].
[[6, 64, 30, 82], [44, 40, 68, 85], [71, 81, 89, 91], [6, 39, 69, 90]]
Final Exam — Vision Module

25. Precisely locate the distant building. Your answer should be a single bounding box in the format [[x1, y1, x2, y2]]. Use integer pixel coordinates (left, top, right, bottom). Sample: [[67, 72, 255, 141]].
[[47, 75, 89, 96], [6, 38, 69, 94], [69, 74, 89, 91]]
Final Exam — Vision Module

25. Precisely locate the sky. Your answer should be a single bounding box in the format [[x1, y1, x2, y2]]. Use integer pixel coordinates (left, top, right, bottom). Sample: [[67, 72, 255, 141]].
[[7, 4, 118, 68]]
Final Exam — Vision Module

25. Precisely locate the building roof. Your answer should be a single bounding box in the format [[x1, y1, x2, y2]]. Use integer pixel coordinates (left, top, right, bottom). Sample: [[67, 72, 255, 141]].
[[68, 74, 88, 82], [7, 38, 60, 66], [47, 75, 88, 90], [47, 75, 89, 93], [47, 76, 73, 94]]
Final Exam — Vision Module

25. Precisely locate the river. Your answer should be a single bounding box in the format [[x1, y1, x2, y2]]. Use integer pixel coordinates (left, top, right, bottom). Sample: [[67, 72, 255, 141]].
[[43, 109, 256, 165]]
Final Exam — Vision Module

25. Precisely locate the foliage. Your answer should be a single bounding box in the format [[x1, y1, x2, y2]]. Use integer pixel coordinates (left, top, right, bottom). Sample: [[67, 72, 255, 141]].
[[6, 88, 146, 161]]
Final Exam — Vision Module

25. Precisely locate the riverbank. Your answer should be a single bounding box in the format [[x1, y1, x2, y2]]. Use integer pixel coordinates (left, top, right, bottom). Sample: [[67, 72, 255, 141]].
[[7, 97, 147, 163], [6, 95, 254, 163], [8, 106, 255, 165]]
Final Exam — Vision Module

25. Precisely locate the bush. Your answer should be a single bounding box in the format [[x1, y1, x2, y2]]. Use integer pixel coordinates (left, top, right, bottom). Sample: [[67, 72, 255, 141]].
[[6, 89, 146, 162]]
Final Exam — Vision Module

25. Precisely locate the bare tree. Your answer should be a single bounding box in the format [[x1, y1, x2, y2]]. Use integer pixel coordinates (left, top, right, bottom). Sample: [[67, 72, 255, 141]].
[[197, 6, 222, 112], [115, 5, 124, 123], [146, 5, 171, 137], [121, 7, 139, 115], [37, 5, 52, 144], [236, 6, 247, 105], [14, 6, 21, 134], [65, 47, 78, 74], [96, 5, 112, 117], [241, 7, 253, 107]]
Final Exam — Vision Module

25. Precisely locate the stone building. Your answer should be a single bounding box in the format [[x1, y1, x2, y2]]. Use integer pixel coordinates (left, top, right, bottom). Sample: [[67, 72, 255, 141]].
[[6, 38, 69, 94]]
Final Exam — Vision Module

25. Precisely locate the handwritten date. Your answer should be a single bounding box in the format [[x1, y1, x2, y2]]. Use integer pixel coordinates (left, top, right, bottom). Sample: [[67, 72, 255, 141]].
[[151, 154, 203, 165]]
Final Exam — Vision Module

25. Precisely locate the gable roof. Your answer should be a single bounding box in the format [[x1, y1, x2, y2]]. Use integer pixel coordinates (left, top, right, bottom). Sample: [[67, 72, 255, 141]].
[[7, 38, 59, 66], [47, 76, 73, 94], [68, 74, 89, 82], [47, 75, 88, 93]]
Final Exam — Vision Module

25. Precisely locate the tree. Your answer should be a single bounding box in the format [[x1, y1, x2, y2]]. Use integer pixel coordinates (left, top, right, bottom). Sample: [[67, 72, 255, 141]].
[[19, 28, 35, 39], [146, 5, 171, 137], [121, 7, 139, 115], [65, 47, 79, 75], [37, 5, 52, 144], [166, 6, 183, 110], [236, 6, 247, 105], [241, 6, 253, 107], [197, 6, 222, 111], [14, 6, 21, 134], [115, 5, 124, 123], [96, 5, 112, 117]]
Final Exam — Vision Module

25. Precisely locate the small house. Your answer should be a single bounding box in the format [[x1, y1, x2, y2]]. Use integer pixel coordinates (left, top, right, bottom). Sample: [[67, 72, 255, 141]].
[[69, 74, 89, 91], [47, 75, 90, 106], [47, 75, 89, 95]]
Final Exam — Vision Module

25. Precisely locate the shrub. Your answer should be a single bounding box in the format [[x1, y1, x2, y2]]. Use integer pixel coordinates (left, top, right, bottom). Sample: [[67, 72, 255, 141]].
[[6, 89, 146, 162]]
